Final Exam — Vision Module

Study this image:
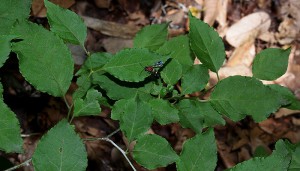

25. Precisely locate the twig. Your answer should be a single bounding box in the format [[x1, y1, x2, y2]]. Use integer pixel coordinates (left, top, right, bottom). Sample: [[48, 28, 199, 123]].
[[4, 158, 32, 171], [84, 129, 136, 171]]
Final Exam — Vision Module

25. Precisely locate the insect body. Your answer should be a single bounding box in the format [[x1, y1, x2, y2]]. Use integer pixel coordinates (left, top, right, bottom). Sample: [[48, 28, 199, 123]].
[[143, 61, 164, 77], [153, 61, 164, 67]]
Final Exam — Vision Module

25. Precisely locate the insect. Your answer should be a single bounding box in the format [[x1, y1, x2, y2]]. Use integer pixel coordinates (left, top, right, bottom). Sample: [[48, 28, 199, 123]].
[[153, 61, 164, 67], [143, 61, 164, 77]]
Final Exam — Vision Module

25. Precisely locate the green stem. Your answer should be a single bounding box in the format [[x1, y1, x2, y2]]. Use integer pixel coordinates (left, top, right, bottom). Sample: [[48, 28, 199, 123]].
[[216, 72, 220, 82], [63, 95, 70, 109], [4, 158, 32, 171], [67, 103, 74, 121]]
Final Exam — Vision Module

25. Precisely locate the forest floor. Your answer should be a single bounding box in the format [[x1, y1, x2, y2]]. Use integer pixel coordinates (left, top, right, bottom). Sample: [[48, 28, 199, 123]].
[[1, 0, 300, 170]]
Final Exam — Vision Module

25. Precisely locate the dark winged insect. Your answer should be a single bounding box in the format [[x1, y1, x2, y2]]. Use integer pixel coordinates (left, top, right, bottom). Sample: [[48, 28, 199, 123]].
[[143, 61, 164, 77]]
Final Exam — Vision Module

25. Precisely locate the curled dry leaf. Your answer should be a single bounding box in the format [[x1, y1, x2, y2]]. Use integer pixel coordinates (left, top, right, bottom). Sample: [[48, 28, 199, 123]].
[[216, 0, 228, 28], [226, 38, 256, 67], [226, 11, 271, 47], [82, 16, 140, 39], [204, 0, 222, 26], [276, 18, 299, 45]]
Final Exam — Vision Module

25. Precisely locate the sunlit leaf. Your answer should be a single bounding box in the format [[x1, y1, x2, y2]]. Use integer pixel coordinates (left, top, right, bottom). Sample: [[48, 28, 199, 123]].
[[210, 76, 287, 122], [252, 48, 291, 81], [188, 12, 225, 72]]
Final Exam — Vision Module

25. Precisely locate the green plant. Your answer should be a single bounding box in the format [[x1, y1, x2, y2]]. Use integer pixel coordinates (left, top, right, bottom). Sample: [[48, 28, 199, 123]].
[[1, 0, 300, 171]]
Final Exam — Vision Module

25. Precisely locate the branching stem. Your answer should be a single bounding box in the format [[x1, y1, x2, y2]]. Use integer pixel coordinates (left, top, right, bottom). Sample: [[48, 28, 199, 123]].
[[4, 158, 32, 171], [84, 129, 136, 171]]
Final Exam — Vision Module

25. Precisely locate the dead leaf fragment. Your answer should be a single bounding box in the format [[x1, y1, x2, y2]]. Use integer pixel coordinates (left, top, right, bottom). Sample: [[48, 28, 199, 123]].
[[82, 16, 140, 39], [226, 11, 271, 47], [102, 38, 133, 54], [226, 38, 255, 67], [216, 0, 228, 28], [204, 0, 222, 26], [31, 0, 75, 17], [94, 0, 111, 8]]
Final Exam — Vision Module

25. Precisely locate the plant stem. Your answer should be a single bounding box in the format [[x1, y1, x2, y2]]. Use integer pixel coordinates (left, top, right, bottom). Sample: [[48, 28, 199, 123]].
[[84, 130, 136, 171], [63, 95, 70, 109], [106, 128, 121, 138], [216, 72, 220, 82], [4, 158, 32, 171], [67, 103, 74, 121]]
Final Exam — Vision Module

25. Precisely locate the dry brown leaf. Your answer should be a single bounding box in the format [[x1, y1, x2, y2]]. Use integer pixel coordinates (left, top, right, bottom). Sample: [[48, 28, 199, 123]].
[[275, 18, 299, 45], [82, 16, 140, 39], [204, 0, 222, 26], [275, 108, 300, 118], [31, 0, 75, 17], [275, 46, 300, 93], [226, 11, 271, 47], [226, 38, 255, 67], [94, 0, 111, 8], [216, 0, 228, 28], [102, 38, 133, 54]]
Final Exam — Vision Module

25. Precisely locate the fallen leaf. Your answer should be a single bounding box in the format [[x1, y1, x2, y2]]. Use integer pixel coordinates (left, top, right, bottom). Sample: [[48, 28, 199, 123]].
[[102, 38, 133, 54], [216, 0, 228, 28], [226, 11, 271, 47], [31, 0, 75, 17], [226, 37, 255, 67], [82, 16, 140, 39], [204, 0, 222, 26]]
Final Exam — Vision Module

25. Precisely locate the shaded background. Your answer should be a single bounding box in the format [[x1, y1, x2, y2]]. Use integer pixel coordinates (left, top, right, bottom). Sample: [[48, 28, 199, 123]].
[[1, 0, 300, 170]]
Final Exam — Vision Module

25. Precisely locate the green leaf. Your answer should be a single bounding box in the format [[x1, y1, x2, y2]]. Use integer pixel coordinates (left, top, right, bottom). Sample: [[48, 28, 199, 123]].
[[0, 0, 31, 34], [156, 35, 194, 72], [73, 89, 102, 117], [160, 59, 182, 85], [252, 48, 291, 81], [181, 64, 209, 95], [229, 140, 291, 171], [72, 73, 91, 100], [188, 13, 225, 72], [111, 99, 128, 120], [176, 129, 217, 171], [210, 76, 287, 122], [289, 142, 300, 171], [76, 52, 112, 76], [253, 146, 270, 158], [0, 18, 16, 35], [0, 83, 23, 153], [103, 48, 169, 82], [133, 134, 179, 169], [199, 101, 225, 127], [92, 74, 153, 101], [177, 99, 204, 133], [0, 35, 18, 68], [0, 0, 31, 20], [268, 84, 300, 110], [32, 119, 87, 171], [133, 23, 168, 51], [11, 21, 74, 97], [149, 99, 179, 125], [119, 98, 153, 142], [44, 0, 87, 47]]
